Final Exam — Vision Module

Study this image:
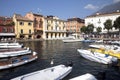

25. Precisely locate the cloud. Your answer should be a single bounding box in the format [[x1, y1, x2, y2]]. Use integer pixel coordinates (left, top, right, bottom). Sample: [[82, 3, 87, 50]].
[[113, 0, 120, 3], [84, 4, 98, 10]]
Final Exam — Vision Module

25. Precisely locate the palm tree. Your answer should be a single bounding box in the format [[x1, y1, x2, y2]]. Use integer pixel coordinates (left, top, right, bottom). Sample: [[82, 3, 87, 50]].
[[113, 16, 120, 37], [104, 19, 112, 33]]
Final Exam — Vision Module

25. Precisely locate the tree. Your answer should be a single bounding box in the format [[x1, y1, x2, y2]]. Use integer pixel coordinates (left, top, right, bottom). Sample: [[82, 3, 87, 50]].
[[87, 24, 94, 33], [96, 27, 102, 34], [80, 26, 87, 34], [113, 16, 120, 36], [104, 19, 112, 33]]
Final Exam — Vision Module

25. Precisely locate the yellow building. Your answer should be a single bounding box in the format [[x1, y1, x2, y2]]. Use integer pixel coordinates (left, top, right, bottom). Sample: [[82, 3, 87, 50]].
[[13, 14, 34, 39]]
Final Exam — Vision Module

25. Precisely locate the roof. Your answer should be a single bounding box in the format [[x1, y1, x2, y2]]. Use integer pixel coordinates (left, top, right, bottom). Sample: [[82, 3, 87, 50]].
[[15, 14, 33, 21], [67, 18, 84, 23], [33, 13, 43, 17], [87, 2, 120, 17]]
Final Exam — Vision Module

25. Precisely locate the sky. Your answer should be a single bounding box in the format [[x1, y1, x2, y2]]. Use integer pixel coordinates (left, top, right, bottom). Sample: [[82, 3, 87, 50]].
[[0, 0, 120, 20]]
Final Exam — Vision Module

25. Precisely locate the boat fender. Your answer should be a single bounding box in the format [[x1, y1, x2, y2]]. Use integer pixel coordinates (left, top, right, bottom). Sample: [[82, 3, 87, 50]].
[[33, 52, 37, 56]]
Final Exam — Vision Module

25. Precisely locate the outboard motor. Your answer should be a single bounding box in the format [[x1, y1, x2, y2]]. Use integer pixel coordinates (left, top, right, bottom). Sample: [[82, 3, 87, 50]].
[[111, 57, 118, 66], [65, 61, 73, 67], [114, 47, 118, 50]]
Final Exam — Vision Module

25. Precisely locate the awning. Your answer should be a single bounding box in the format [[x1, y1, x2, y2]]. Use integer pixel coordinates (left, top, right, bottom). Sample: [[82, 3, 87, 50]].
[[0, 33, 15, 36]]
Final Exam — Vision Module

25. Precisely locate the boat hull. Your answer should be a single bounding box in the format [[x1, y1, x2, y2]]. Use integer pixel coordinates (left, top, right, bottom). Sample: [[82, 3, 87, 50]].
[[62, 39, 82, 43], [77, 49, 116, 64], [0, 52, 38, 70], [0, 48, 31, 58], [69, 73, 97, 80], [11, 65, 72, 80]]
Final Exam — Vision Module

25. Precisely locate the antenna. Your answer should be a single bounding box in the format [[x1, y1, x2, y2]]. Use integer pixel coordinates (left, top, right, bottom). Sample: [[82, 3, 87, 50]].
[[37, 8, 41, 14]]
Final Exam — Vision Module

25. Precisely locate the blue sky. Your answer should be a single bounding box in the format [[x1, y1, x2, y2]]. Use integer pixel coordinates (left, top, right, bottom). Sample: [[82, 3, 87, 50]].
[[0, 0, 120, 20]]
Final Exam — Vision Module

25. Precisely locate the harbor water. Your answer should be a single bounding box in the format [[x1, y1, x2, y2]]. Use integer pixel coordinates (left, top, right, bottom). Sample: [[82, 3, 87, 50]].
[[0, 40, 120, 80]]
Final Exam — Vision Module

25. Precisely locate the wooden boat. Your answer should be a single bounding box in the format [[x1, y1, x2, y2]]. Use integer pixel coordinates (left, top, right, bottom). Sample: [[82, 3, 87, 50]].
[[0, 51, 37, 70], [0, 42, 23, 49], [0, 47, 31, 58], [77, 49, 117, 64], [69, 73, 97, 80], [11, 64, 72, 80]]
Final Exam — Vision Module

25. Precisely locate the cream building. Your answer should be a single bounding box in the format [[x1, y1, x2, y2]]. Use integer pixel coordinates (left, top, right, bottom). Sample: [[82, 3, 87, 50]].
[[43, 16, 66, 40], [85, 11, 120, 33], [13, 14, 34, 39]]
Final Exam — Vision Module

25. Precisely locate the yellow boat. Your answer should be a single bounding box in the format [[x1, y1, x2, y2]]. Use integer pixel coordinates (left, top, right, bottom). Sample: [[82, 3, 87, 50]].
[[89, 48, 120, 59]]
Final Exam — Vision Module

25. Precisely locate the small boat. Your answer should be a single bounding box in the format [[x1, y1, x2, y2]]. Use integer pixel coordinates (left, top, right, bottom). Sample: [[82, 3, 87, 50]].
[[81, 40, 95, 43], [11, 64, 72, 80], [89, 44, 120, 52], [69, 73, 97, 80], [90, 48, 120, 59], [95, 39, 103, 43], [62, 39, 83, 43], [0, 42, 23, 49], [0, 52, 37, 70], [0, 47, 31, 58], [77, 49, 117, 64]]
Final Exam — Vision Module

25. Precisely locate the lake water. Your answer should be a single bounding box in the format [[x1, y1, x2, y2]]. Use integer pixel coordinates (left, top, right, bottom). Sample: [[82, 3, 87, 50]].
[[0, 40, 120, 80]]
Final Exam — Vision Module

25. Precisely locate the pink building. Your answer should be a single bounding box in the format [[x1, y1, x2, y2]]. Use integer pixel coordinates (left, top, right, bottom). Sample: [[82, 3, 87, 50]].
[[25, 12, 44, 39]]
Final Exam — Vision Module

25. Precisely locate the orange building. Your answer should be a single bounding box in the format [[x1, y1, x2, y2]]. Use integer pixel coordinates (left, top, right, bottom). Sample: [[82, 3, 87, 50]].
[[25, 12, 44, 39], [66, 17, 84, 36]]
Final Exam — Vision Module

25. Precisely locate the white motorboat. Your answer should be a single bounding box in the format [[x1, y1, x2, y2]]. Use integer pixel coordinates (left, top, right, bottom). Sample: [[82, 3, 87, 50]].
[[62, 39, 83, 43], [77, 49, 117, 64], [0, 52, 37, 70], [0, 47, 31, 58], [11, 64, 72, 80], [0, 42, 23, 48], [69, 73, 97, 80], [95, 39, 103, 43]]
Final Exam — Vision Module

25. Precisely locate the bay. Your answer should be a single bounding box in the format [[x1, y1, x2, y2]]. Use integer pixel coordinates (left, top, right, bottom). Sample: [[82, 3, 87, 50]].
[[0, 40, 120, 80]]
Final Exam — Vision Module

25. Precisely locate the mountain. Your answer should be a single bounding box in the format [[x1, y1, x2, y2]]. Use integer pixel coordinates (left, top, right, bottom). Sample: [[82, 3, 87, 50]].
[[90, 2, 120, 16]]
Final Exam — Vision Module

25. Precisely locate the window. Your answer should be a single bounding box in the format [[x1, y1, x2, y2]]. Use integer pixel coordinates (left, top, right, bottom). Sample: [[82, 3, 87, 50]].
[[19, 22, 24, 25], [10, 28, 14, 33], [28, 22, 32, 26], [21, 29, 23, 34], [29, 29, 31, 34], [2, 27, 7, 32]]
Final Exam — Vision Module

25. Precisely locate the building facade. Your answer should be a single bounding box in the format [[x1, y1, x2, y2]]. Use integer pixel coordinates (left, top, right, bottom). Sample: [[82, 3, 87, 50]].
[[43, 16, 66, 40], [13, 14, 34, 39], [0, 16, 15, 41], [25, 12, 44, 39], [85, 12, 120, 33], [66, 17, 84, 37]]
